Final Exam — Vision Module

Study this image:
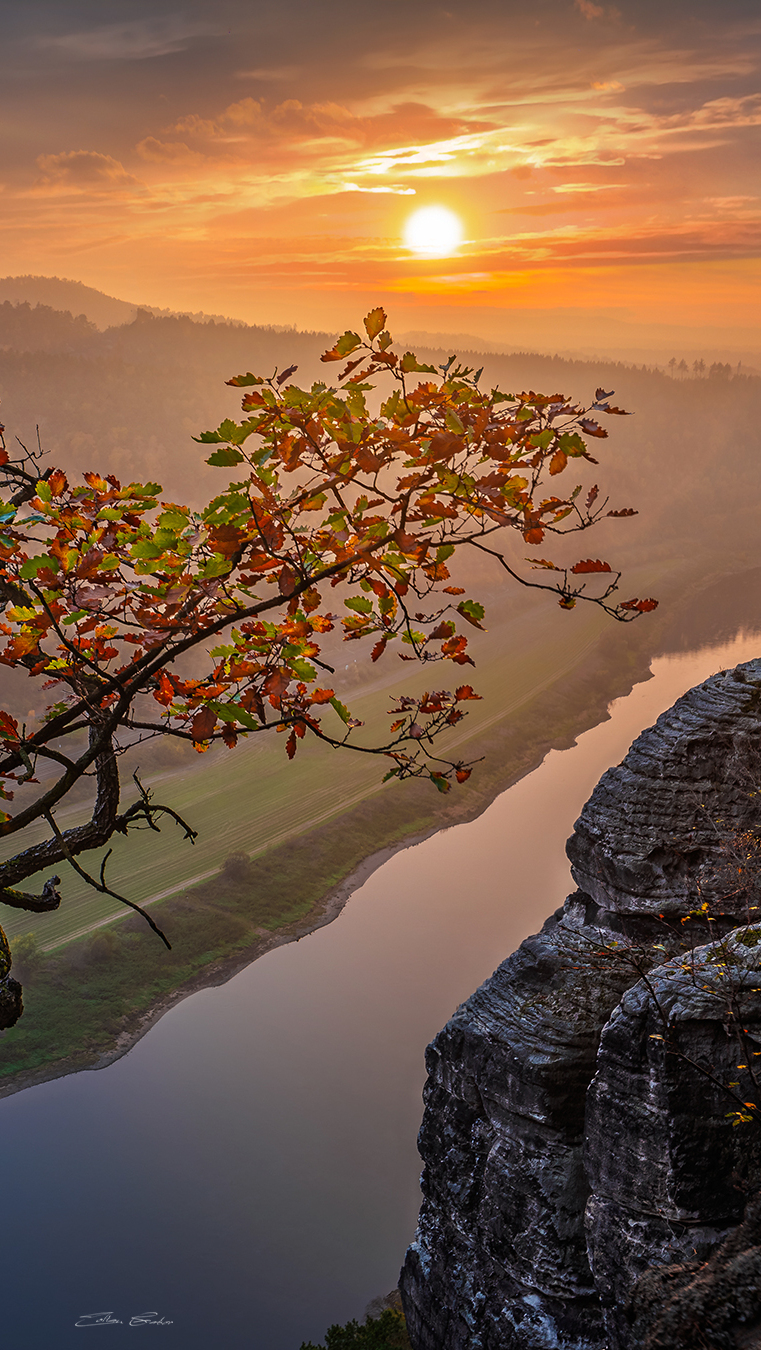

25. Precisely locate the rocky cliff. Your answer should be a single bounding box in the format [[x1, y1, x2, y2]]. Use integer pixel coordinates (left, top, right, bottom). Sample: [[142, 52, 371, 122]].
[[400, 658, 761, 1350]]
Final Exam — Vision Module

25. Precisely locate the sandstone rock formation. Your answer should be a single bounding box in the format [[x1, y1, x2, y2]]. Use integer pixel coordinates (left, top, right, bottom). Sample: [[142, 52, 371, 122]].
[[400, 658, 761, 1350]]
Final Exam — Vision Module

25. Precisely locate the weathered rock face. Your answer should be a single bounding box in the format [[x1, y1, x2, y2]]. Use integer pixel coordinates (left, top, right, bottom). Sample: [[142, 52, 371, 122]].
[[400, 658, 761, 1350], [586, 933, 761, 1349]]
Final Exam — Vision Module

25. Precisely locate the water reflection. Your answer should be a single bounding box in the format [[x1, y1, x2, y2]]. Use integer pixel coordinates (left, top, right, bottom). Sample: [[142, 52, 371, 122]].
[[2, 633, 760, 1349]]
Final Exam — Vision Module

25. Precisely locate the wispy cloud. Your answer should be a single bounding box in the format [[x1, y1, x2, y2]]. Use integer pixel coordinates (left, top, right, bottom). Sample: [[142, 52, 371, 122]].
[[2, 0, 758, 343], [40, 17, 222, 63]]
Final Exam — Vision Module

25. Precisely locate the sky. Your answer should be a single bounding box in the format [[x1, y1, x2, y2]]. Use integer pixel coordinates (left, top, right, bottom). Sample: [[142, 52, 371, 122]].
[[1, 0, 760, 356]]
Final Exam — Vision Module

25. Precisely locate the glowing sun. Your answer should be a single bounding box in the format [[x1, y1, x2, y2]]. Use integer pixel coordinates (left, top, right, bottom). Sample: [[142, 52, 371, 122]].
[[404, 206, 463, 258]]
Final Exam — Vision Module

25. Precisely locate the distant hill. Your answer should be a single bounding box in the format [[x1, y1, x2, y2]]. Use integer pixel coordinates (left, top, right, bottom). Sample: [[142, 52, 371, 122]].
[[0, 276, 145, 330], [0, 291, 759, 620], [0, 275, 259, 332]]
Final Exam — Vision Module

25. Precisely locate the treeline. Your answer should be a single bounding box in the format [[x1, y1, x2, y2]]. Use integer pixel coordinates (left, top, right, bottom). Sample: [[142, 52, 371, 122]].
[[664, 356, 752, 379], [0, 299, 759, 573]]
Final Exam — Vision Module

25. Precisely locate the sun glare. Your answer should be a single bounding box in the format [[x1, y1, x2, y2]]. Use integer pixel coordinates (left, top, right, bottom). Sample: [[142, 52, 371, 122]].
[[404, 206, 463, 258]]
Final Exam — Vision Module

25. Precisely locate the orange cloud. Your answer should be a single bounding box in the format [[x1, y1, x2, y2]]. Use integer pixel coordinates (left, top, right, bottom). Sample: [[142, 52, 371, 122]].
[[35, 151, 139, 190], [136, 138, 206, 166]]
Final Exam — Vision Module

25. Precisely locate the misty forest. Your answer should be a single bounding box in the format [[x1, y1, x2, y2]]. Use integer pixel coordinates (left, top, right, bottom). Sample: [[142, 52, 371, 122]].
[[1, 1, 761, 1348]]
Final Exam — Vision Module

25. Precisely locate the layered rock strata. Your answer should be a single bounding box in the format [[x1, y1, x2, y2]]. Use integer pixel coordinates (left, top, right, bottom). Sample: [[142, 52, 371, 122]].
[[400, 658, 761, 1350]]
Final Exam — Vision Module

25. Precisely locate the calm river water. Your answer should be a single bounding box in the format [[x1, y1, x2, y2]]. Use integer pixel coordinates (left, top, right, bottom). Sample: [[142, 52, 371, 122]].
[[2, 631, 761, 1349]]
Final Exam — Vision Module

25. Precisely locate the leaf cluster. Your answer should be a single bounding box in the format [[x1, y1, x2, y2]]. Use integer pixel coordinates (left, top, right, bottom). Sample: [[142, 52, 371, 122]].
[[0, 310, 651, 931]]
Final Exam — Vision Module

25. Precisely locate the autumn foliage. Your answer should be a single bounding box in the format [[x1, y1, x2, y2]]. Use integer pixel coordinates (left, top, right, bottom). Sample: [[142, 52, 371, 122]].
[[0, 309, 654, 936]]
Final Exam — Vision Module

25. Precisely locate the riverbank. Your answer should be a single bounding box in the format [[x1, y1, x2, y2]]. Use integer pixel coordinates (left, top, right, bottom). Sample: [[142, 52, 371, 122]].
[[1, 560, 759, 1099]]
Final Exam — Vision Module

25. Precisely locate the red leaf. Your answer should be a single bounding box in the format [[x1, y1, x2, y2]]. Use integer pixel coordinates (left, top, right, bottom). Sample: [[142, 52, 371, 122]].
[[278, 565, 298, 595], [523, 527, 544, 544], [455, 767, 472, 784], [191, 705, 216, 746], [455, 685, 482, 701], [371, 637, 388, 662], [426, 431, 463, 463], [620, 597, 659, 613], [607, 508, 637, 517], [0, 710, 19, 742], [570, 558, 612, 574], [579, 418, 608, 438], [586, 485, 599, 512], [286, 730, 297, 759]]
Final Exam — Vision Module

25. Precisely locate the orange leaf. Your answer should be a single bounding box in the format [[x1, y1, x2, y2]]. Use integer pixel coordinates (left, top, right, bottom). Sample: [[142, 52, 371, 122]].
[[47, 469, 68, 497], [455, 767, 472, 784], [309, 688, 335, 705], [549, 449, 567, 475], [570, 559, 612, 574]]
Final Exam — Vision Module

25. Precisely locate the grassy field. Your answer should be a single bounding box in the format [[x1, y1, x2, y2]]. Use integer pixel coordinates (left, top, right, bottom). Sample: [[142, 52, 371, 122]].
[[0, 588, 619, 951], [0, 554, 709, 1088]]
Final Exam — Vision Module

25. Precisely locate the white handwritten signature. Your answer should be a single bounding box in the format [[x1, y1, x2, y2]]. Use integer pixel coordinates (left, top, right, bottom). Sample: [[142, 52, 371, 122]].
[[75, 1311, 174, 1327]]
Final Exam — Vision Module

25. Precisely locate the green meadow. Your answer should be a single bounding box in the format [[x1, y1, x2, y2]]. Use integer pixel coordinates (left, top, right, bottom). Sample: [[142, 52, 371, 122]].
[[0, 558, 677, 1087]]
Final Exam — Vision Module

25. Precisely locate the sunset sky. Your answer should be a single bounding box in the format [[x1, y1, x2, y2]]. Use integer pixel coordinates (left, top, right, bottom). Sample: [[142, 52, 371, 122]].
[[2, 0, 760, 354]]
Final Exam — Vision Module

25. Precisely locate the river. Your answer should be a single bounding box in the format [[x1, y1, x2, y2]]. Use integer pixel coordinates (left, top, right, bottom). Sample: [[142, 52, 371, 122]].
[[2, 631, 760, 1349]]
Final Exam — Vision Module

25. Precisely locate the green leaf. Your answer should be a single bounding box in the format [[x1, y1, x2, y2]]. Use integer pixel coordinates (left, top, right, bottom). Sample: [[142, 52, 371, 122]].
[[226, 372, 264, 387], [35, 481, 52, 502], [530, 429, 554, 451], [20, 554, 59, 579], [207, 701, 259, 730], [206, 447, 246, 467], [199, 556, 232, 579], [457, 599, 485, 629], [159, 508, 190, 530], [445, 410, 465, 434], [344, 595, 373, 615], [558, 432, 587, 457], [290, 659, 317, 681], [400, 352, 436, 374], [330, 696, 352, 725], [196, 418, 242, 446], [430, 773, 451, 794], [336, 330, 362, 357], [130, 541, 163, 560]]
